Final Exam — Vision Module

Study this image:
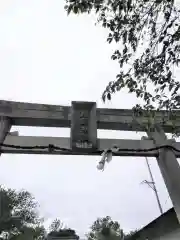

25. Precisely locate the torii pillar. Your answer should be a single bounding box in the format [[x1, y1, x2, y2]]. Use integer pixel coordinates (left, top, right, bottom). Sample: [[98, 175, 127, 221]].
[[0, 117, 11, 149], [147, 125, 180, 223]]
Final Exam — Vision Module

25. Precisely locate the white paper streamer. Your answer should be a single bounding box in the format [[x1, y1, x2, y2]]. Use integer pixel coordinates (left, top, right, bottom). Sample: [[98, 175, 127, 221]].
[[97, 161, 105, 170], [97, 146, 121, 171], [106, 151, 112, 163], [96, 151, 107, 171]]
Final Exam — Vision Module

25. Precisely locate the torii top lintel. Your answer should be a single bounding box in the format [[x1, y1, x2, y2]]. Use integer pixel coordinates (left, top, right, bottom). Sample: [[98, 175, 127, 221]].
[[0, 100, 179, 133]]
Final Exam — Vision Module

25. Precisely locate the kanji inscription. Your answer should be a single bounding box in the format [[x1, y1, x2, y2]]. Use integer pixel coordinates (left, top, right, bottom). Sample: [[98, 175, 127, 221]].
[[71, 101, 97, 152]]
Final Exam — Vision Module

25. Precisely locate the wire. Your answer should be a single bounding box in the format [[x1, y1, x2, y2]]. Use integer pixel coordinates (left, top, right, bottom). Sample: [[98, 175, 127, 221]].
[[1, 144, 70, 152], [0, 143, 180, 154]]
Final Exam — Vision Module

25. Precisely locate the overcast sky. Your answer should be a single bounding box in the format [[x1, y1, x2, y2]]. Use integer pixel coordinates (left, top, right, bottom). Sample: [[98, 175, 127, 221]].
[[0, 0, 174, 237]]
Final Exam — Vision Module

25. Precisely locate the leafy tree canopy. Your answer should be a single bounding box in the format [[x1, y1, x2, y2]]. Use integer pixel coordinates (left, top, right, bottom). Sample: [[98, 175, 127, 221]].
[[64, 0, 180, 112], [48, 219, 79, 239], [0, 185, 45, 240], [0, 186, 79, 240], [86, 216, 124, 240], [49, 218, 64, 233]]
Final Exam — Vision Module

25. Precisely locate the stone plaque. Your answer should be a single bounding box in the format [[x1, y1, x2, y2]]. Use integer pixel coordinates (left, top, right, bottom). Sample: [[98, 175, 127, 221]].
[[71, 101, 97, 152]]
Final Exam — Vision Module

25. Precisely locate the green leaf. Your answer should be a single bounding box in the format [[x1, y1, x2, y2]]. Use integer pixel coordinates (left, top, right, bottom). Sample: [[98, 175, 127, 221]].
[[107, 92, 111, 100], [65, 0, 180, 120]]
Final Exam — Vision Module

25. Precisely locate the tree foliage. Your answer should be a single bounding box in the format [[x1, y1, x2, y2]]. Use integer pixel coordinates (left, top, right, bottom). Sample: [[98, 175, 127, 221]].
[[48, 229, 78, 238], [48, 218, 79, 239], [0, 185, 45, 239], [8, 225, 46, 240], [0, 185, 79, 240], [64, 0, 180, 112], [86, 216, 124, 240], [49, 218, 64, 233]]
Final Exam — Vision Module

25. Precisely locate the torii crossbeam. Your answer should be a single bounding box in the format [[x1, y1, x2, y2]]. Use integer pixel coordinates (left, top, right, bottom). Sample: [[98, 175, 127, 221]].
[[0, 100, 180, 224]]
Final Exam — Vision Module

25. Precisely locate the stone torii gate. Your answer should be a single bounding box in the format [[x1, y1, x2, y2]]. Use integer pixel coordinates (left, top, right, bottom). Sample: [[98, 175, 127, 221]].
[[1, 100, 180, 223]]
